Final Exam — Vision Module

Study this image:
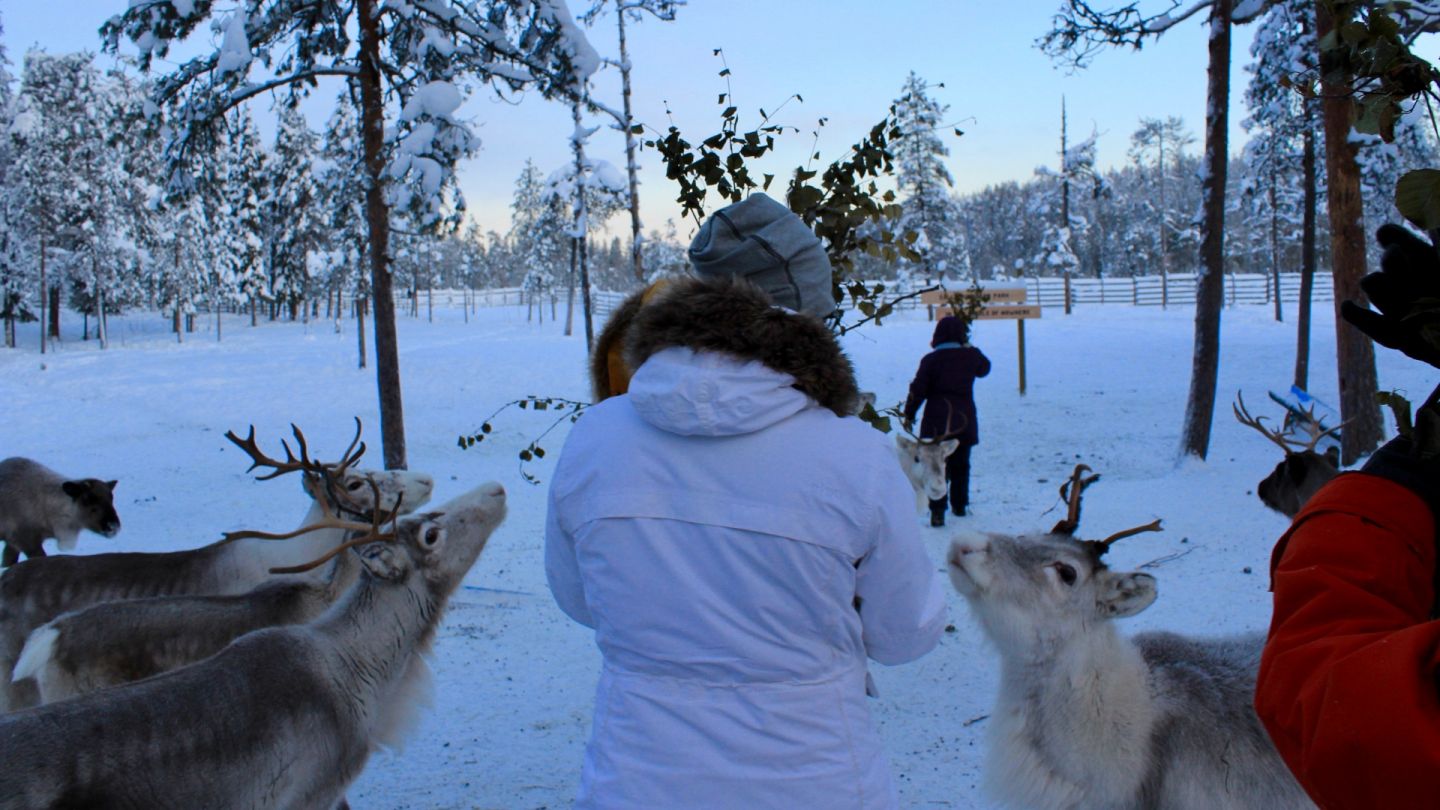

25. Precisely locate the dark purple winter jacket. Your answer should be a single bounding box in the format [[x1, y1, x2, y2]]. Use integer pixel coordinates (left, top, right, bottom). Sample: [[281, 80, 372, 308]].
[[903, 317, 990, 446]]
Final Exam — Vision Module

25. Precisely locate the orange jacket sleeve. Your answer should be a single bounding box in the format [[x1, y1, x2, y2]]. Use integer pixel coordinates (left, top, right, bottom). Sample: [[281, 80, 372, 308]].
[[1256, 472, 1440, 809]]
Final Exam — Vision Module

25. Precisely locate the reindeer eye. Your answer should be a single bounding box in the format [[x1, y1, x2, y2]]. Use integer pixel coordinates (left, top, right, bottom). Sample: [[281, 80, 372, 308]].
[[346, 480, 365, 491], [423, 527, 441, 546], [1053, 562, 1077, 586]]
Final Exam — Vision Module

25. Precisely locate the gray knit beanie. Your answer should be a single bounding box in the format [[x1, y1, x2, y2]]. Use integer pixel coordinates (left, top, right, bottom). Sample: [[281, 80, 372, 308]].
[[688, 193, 837, 319]]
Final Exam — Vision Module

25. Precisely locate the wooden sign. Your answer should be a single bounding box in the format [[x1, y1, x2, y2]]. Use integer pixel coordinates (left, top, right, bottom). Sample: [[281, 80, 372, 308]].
[[936, 304, 1041, 320], [920, 285, 1028, 306]]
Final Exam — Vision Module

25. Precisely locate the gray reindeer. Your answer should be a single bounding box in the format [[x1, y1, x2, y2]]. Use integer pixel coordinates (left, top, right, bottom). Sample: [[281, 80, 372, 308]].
[[0, 422, 433, 711], [0, 480, 505, 810], [947, 465, 1313, 810], [0, 458, 120, 567], [14, 497, 373, 704]]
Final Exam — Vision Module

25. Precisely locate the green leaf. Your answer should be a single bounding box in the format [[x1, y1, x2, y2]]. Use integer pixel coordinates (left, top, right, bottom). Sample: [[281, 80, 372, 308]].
[[519, 449, 533, 462], [482, 423, 492, 434], [534, 447, 546, 458], [535, 400, 549, 411], [1396, 169, 1440, 231]]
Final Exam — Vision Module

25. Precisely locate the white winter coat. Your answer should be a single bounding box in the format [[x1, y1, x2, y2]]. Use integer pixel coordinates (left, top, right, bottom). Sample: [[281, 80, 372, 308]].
[[546, 347, 947, 810]]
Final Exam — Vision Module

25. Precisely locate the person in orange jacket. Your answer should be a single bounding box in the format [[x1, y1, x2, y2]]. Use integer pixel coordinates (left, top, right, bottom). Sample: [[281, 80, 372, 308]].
[[1256, 224, 1440, 808]]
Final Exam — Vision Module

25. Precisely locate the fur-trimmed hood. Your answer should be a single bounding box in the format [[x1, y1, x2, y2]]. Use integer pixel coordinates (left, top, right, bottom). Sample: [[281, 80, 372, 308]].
[[622, 277, 860, 418]]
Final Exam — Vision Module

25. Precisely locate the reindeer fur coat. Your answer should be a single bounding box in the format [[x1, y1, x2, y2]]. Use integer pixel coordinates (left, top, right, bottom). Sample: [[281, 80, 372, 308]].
[[546, 278, 947, 810]]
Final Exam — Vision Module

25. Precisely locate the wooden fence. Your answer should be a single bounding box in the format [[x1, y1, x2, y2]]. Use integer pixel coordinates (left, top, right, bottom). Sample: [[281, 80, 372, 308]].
[[400, 272, 1334, 322]]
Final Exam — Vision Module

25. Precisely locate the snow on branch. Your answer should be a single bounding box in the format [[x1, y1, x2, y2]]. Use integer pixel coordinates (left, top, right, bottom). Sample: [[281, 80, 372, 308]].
[[1038, 0, 1231, 68]]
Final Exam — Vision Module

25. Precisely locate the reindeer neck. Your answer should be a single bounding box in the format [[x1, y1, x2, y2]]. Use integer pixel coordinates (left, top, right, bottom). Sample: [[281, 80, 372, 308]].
[[995, 622, 1152, 754], [314, 572, 443, 699], [213, 500, 351, 590]]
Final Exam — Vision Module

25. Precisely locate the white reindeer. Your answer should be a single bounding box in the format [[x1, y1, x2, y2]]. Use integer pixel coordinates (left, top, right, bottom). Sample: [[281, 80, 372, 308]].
[[0, 458, 120, 567], [0, 480, 506, 810], [894, 403, 967, 512], [945, 468, 1313, 810], [0, 422, 434, 711]]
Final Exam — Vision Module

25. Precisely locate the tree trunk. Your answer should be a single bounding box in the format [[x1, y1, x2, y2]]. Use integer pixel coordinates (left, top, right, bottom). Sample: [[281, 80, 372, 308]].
[[98, 287, 107, 349], [581, 235, 595, 351], [38, 237, 46, 355], [1179, 0, 1231, 460], [356, 295, 368, 370], [1295, 119, 1318, 391], [174, 306, 183, 344], [360, 0, 407, 470], [1158, 133, 1169, 310], [47, 285, 59, 341], [1316, 2, 1383, 464], [617, 8, 646, 282], [1269, 179, 1282, 323], [565, 240, 577, 338]]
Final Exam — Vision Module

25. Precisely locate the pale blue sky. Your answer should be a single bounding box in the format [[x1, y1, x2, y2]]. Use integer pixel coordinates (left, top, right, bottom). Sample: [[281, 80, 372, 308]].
[[4, 1, 1262, 239]]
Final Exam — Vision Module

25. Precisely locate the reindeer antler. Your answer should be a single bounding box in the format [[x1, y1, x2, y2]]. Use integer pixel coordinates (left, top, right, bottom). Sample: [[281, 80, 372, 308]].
[[225, 419, 366, 479], [1050, 463, 1100, 536], [221, 476, 404, 575], [1290, 404, 1346, 454], [1084, 519, 1164, 559], [1234, 392, 1344, 456]]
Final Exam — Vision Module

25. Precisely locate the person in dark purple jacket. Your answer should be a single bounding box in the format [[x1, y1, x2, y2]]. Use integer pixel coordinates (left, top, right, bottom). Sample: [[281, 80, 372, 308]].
[[903, 315, 991, 526]]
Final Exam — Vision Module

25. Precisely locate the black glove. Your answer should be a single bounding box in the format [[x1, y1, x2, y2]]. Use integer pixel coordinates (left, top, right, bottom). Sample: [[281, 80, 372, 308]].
[[1341, 224, 1440, 369], [1363, 382, 1440, 518]]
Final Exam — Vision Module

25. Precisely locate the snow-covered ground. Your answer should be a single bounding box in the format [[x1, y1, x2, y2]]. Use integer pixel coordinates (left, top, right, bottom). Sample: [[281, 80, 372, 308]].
[[0, 298, 1429, 808]]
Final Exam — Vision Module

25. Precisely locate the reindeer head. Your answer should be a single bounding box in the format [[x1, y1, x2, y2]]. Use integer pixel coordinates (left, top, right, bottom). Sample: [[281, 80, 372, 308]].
[[895, 435, 960, 501], [948, 463, 1162, 656], [948, 531, 1158, 655], [1233, 393, 1341, 517], [60, 478, 120, 538], [226, 419, 435, 518], [321, 482, 508, 600], [895, 402, 968, 502]]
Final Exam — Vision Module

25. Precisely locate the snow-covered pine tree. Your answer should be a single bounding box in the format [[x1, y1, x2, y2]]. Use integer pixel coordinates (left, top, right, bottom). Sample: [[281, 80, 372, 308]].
[[512, 160, 568, 322], [891, 72, 964, 282], [0, 20, 31, 349], [11, 50, 111, 350], [103, 0, 604, 469], [216, 108, 268, 333], [265, 106, 324, 322]]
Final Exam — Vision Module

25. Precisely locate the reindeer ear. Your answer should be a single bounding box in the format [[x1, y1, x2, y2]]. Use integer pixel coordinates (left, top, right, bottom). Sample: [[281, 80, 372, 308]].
[[357, 543, 409, 582], [1095, 571, 1157, 618], [896, 435, 918, 453], [105, 480, 117, 492], [941, 438, 960, 456]]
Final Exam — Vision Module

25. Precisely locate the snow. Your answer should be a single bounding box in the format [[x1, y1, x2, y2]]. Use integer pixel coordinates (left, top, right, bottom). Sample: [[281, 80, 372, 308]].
[[0, 299, 1427, 808], [215, 11, 252, 76], [400, 81, 463, 124]]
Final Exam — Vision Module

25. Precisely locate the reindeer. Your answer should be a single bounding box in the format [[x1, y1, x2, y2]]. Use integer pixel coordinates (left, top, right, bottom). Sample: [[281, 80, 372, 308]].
[[13, 479, 390, 704], [895, 402, 968, 513], [0, 458, 120, 567], [946, 464, 1313, 810], [0, 480, 506, 810], [0, 421, 434, 711], [1234, 393, 1341, 517]]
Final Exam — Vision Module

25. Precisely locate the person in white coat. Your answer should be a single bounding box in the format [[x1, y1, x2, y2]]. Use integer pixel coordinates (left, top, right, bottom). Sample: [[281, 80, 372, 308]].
[[546, 193, 947, 810]]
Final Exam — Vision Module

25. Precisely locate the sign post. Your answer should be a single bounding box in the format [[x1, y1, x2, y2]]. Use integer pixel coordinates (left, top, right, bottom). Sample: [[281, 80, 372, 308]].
[[921, 285, 1040, 395]]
